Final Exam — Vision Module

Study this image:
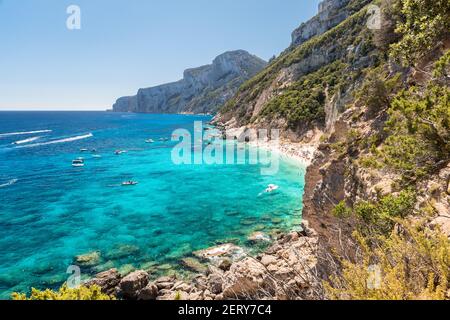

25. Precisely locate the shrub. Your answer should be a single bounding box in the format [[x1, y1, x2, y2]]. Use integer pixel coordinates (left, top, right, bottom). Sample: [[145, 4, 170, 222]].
[[390, 0, 450, 66], [324, 220, 450, 300], [333, 201, 353, 218], [383, 83, 450, 181], [11, 284, 115, 300]]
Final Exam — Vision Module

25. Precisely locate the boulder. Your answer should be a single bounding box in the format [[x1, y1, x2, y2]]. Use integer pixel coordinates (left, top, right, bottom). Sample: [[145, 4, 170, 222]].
[[138, 282, 159, 300], [218, 258, 232, 271], [247, 232, 271, 243], [260, 255, 277, 267], [85, 268, 121, 295], [119, 270, 149, 299], [194, 243, 245, 263], [208, 274, 224, 294]]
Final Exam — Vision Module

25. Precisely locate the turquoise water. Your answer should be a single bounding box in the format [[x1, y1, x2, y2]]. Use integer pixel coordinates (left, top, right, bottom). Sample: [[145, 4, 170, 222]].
[[0, 112, 305, 299]]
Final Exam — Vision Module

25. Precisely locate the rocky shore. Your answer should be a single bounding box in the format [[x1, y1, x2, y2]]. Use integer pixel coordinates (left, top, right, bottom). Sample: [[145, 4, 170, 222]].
[[85, 221, 322, 300]]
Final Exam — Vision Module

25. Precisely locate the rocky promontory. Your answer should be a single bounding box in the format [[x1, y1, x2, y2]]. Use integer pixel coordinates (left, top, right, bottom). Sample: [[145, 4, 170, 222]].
[[112, 50, 267, 114]]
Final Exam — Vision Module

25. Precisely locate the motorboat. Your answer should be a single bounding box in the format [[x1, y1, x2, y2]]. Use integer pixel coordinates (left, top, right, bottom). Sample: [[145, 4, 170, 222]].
[[115, 150, 126, 155], [145, 139, 155, 143], [80, 148, 88, 152], [265, 184, 279, 193], [122, 181, 138, 186], [72, 158, 85, 167]]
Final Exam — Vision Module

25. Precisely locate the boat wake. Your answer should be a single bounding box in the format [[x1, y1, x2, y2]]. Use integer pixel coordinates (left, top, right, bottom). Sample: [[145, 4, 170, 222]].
[[0, 130, 52, 138], [0, 179, 18, 188], [12, 136, 41, 145], [15, 133, 93, 148]]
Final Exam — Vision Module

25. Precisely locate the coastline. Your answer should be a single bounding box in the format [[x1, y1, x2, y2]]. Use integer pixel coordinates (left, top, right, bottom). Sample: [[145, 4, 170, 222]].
[[247, 139, 318, 168]]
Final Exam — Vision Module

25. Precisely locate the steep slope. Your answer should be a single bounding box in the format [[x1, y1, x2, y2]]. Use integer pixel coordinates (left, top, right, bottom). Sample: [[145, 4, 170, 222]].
[[112, 50, 267, 114], [214, 0, 374, 139]]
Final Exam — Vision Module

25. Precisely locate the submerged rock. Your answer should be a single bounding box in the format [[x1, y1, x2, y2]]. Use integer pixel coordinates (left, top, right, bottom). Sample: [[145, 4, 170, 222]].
[[247, 232, 271, 243], [118, 264, 136, 277], [75, 251, 101, 267], [194, 243, 245, 263], [105, 244, 140, 260], [181, 257, 208, 274], [92, 260, 115, 273]]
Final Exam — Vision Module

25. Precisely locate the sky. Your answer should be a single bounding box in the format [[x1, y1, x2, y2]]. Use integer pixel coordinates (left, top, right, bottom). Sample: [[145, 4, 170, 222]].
[[0, 0, 321, 110]]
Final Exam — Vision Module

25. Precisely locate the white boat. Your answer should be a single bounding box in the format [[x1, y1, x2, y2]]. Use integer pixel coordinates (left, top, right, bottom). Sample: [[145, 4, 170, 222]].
[[72, 158, 85, 167], [145, 139, 155, 143], [80, 148, 88, 152], [265, 184, 279, 193], [115, 150, 126, 155], [122, 181, 138, 186]]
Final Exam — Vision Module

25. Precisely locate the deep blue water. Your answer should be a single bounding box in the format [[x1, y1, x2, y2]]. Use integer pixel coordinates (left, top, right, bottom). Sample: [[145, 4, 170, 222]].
[[0, 111, 305, 299]]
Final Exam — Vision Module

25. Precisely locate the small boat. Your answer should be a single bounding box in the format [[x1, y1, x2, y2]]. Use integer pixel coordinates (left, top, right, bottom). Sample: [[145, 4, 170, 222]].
[[72, 158, 85, 167], [145, 139, 155, 144], [122, 181, 138, 186], [80, 148, 88, 152], [265, 184, 279, 193], [92, 155, 102, 159], [115, 150, 126, 155]]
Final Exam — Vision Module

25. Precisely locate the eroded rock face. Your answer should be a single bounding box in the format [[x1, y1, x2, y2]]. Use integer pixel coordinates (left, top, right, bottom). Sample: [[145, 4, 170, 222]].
[[112, 50, 267, 114], [291, 0, 360, 47]]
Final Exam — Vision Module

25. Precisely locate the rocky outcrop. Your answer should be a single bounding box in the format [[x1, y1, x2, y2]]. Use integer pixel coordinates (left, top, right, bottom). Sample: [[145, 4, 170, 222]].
[[86, 223, 321, 300], [112, 50, 267, 114], [291, 0, 352, 47]]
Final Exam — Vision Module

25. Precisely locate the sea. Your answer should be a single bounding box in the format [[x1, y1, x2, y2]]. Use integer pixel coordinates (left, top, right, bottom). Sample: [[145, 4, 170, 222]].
[[0, 111, 305, 299]]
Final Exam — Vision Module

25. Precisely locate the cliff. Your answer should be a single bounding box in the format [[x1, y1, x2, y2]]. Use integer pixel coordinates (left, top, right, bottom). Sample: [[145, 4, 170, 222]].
[[214, 0, 374, 139], [112, 50, 267, 114]]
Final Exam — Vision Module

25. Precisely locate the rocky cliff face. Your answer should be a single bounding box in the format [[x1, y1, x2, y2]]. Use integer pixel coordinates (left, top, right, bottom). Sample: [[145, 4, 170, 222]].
[[214, 0, 375, 139], [291, 0, 351, 47], [112, 50, 267, 114]]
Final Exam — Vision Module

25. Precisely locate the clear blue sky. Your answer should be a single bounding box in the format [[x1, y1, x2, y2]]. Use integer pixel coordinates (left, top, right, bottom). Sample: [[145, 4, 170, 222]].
[[0, 0, 321, 110]]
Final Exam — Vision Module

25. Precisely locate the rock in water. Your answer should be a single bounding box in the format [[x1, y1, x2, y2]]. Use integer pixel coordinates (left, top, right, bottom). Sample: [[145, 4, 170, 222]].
[[112, 50, 267, 114], [181, 257, 208, 274], [75, 251, 101, 267]]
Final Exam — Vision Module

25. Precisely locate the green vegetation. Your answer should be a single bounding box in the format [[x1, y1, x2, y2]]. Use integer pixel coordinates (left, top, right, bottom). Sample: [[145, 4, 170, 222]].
[[260, 61, 349, 127], [383, 82, 450, 181], [325, 0, 450, 301], [221, 1, 376, 123], [325, 220, 450, 300], [390, 0, 450, 66], [12, 284, 115, 300]]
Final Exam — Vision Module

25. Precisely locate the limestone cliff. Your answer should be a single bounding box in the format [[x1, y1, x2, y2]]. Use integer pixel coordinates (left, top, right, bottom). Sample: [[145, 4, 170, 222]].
[[214, 0, 374, 139], [112, 50, 267, 114]]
